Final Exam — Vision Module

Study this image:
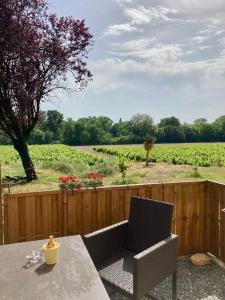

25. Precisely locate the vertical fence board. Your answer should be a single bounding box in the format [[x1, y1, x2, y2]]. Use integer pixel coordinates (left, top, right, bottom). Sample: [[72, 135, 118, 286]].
[[75, 192, 83, 234], [197, 183, 207, 252], [151, 185, 164, 201], [7, 196, 19, 244], [207, 183, 220, 257], [35, 195, 43, 239], [91, 191, 98, 231], [186, 184, 199, 254], [111, 189, 121, 224], [164, 184, 176, 233], [124, 188, 132, 219], [25, 196, 36, 241], [97, 191, 107, 231], [67, 191, 77, 235], [42, 194, 52, 239], [175, 185, 188, 255], [105, 191, 112, 227], [83, 191, 92, 234]]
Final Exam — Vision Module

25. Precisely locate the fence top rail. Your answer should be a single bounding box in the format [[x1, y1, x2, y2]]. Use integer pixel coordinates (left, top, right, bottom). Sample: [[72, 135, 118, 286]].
[[206, 180, 225, 188], [3, 180, 206, 197]]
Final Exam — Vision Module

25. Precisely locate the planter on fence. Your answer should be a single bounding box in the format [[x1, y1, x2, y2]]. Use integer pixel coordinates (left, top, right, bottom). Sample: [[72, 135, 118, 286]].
[[58, 176, 82, 190], [58, 173, 104, 190]]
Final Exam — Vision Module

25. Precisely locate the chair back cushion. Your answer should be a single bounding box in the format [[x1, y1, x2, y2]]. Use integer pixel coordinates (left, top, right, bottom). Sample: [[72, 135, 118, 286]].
[[125, 196, 174, 253]]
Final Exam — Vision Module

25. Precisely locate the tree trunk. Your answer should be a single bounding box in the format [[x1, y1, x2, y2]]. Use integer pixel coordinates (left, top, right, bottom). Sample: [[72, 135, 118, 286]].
[[13, 138, 37, 181], [146, 149, 149, 166]]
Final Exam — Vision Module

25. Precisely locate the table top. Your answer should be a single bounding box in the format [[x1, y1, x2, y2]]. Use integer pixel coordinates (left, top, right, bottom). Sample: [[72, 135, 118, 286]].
[[0, 235, 109, 300]]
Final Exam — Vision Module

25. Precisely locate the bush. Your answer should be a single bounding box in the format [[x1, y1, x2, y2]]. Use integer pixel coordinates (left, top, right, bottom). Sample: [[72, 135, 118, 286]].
[[112, 176, 139, 185], [92, 158, 117, 176], [40, 160, 90, 175]]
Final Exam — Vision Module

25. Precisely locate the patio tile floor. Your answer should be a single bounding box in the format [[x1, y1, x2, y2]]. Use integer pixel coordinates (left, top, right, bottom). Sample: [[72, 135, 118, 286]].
[[106, 257, 225, 300]]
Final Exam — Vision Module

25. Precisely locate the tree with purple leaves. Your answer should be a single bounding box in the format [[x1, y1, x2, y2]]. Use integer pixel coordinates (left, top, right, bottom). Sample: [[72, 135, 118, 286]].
[[0, 0, 93, 181]]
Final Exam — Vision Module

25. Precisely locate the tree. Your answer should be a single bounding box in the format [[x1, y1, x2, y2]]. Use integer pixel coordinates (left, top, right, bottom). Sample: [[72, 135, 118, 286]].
[[42, 110, 64, 141], [194, 118, 208, 125], [159, 116, 181, 127], [143, 135, 155, 166], [130, 114, 155, 143], [0, 0, 93, 180], [61, 119, 77, 146], [157, 117, 184, 143], [213, 115, 225, 141]]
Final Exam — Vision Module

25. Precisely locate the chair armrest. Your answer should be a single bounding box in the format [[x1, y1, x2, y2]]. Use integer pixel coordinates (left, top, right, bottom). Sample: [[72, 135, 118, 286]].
[[83, 220, 128, 267], [133, 234, 178, 299]]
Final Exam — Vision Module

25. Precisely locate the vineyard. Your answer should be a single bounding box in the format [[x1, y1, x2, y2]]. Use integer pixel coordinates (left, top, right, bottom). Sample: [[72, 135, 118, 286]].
[[0, 144, 103, 166], [94, 143, 225, 167]]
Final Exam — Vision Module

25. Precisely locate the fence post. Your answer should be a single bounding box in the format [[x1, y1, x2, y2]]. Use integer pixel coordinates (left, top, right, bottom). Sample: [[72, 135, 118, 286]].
[[0, 163, 3, 245]]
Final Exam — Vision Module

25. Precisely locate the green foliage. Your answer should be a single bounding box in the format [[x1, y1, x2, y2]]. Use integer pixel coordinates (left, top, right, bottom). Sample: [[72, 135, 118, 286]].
[[190, 167, 202, 178], [24, 110, 225, 146], [118, 157, 128, 183], [144, 135, 155, 144], [0, 145, 104, 166], [159, 116, 181, 127], [94, 144, 225, 167], [91, 158, 117, 176], [112, 176, 139, 185]]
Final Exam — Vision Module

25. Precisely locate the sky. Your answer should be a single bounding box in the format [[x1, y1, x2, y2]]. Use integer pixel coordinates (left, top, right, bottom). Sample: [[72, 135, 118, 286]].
[[44, 0, 225, 124]]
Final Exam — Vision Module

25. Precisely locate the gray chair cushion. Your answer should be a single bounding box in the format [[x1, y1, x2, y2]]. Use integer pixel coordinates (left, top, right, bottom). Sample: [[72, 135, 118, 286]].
[[125, 197, 174, 253], [98, 250, 134, 295]]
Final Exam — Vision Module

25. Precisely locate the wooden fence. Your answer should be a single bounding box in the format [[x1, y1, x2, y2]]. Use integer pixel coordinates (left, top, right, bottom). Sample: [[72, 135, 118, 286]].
[[1, 180, 225, 260], [1, 181, 211, 257]]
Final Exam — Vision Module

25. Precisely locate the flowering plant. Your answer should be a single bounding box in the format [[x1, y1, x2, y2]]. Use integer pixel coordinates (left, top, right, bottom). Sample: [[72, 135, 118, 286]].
[[83, 172, 104, 187], [58, 176, 82, 190]]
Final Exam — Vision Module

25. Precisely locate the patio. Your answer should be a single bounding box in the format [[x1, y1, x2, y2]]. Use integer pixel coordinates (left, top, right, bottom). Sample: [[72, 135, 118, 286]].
[[108, 257, 225, 300], [1, 180, 225, 299]]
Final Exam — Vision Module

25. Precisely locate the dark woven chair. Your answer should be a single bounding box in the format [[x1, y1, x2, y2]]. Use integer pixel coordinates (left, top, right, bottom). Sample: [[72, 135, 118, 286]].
[[83, 196, 178, 300]]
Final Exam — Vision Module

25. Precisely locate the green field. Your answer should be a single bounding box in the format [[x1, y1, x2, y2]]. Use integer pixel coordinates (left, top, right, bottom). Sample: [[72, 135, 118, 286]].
[[0, 144, 103, 166], [94, 143, 225, 167], [1, 143, 225, 193]]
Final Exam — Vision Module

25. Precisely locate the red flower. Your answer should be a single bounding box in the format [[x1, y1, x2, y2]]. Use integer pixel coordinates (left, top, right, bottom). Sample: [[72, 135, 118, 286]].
[[58, 176, 77, 183]]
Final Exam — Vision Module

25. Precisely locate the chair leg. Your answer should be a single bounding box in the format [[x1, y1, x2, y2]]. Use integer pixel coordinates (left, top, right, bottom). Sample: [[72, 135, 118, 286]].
[[172, 271, 177, 300]]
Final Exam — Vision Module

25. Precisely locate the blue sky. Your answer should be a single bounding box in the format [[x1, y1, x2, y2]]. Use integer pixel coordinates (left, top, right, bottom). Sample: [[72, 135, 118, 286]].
[[44, 0, 225, 123]]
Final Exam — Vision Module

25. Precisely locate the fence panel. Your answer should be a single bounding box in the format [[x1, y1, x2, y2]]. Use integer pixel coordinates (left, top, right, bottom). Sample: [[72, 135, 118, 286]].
[[2, 181, 208, 256], [4, 191, 64, 244], [206, 181, 225, 262]]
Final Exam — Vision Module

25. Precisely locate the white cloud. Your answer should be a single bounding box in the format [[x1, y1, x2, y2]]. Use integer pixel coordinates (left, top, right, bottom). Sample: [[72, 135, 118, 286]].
[[111, 37, 157, 51], [110, 41, 183, 63], [104, 5, 182, 36], [125, 5, 178, 25], [165, 0, 225, 14], [114, 0, 133, 4], [198, 45, 212, 50], [190, 36, 210, 44], [104, 23, 138, 36], [88, 46, 225, 94]]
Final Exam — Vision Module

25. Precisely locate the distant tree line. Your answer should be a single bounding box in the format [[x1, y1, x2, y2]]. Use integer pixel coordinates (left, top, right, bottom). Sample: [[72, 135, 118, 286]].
[[1, 111, 225, 146]]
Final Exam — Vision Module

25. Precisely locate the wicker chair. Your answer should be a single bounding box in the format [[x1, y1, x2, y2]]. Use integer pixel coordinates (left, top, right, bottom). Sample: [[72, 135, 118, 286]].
[[83, 196, 178, 300]]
